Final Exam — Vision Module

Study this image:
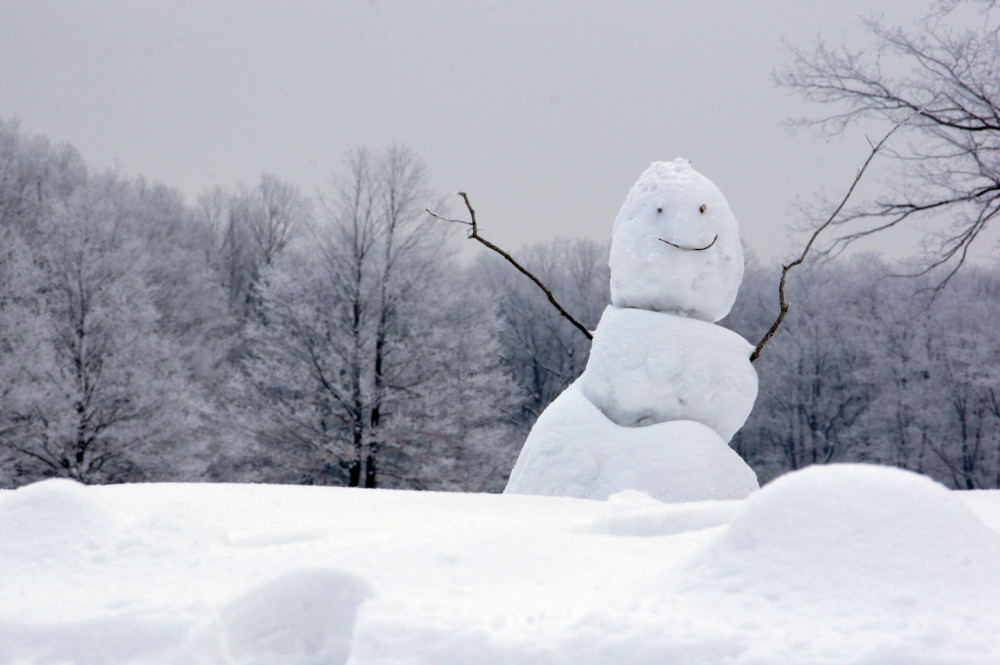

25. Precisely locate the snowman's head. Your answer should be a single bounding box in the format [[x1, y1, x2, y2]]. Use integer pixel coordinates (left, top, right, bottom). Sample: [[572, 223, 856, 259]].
[[609, 159, 744, 322]]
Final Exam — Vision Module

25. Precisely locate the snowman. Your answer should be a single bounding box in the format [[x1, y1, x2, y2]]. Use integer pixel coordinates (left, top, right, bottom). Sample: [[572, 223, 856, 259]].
[[504, 159, 759, 502]]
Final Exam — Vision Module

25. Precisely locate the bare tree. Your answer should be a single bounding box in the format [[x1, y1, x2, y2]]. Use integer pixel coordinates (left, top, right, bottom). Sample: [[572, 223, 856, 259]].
[[729, 254, 1000, 489], [777, 0, 1000, 287]]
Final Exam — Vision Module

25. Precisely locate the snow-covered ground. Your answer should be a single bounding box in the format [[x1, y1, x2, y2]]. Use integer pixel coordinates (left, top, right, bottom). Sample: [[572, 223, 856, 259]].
[[3, 464, 1000, 664]]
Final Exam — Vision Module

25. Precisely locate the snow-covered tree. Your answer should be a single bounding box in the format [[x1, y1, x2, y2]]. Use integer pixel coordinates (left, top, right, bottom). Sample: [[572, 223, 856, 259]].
[[238, 146, 521, 490], [0, 228, 59, 483], [0, 118, 86, 240], [198, 174, 311, 322], [1, 180, 203, 484], [730, 258, 889, 482], [729, 255, 1000, 489], [918, 272, 1000, 488]]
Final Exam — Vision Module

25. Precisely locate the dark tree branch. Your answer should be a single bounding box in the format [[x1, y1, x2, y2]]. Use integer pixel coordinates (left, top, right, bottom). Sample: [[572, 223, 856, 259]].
[[750, 119, 911, 363], [427, 192, 593, 341]]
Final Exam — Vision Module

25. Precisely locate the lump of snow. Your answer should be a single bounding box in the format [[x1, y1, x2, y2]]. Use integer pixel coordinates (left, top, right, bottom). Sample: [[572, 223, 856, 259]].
[[581, 305, 757, 440], [216, 569, 370, 665], [675, 464, 1000, 662], [504, 381, 759, 502], [700, 463, 1000, 590], [0, 478, 117, 560], [609, 158, 744, 322]]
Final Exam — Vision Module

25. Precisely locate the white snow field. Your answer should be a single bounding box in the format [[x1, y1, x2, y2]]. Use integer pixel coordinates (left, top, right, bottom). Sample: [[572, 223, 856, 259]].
[[3, 464, 1000, 664]]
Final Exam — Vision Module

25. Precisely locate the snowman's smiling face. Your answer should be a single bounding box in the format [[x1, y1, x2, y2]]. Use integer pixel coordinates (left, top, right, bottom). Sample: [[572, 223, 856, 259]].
[[609, 159, 744, 322], [657, 202, 718, 250]]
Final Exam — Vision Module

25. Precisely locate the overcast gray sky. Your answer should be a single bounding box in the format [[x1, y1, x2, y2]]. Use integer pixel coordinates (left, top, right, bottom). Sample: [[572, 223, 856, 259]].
[[1, 1, 936, 266]]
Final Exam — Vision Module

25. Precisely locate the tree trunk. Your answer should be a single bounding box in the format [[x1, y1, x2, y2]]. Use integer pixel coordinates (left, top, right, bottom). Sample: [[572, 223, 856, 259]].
[[364, 452, 377, 488]]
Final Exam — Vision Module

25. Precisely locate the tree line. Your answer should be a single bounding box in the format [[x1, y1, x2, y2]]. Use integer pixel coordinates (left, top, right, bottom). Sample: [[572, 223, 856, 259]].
[[0, 121, 521, 490], [728, 259, 1000, 489], [2, 119, 999, 490]]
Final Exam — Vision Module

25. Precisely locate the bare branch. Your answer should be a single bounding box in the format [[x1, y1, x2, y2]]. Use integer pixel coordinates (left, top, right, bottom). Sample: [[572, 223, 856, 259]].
[[777, 8, 1000, 285], [750, 118, 911, 363], [427, 193, 593, 341]]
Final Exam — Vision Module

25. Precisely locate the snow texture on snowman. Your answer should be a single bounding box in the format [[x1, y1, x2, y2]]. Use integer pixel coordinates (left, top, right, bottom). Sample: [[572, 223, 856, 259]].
[[504, 159, 760, 502]]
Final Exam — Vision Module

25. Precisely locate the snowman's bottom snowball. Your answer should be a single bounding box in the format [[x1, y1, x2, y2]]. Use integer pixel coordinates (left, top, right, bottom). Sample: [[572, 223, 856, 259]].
[[504, 381, 758, 502]]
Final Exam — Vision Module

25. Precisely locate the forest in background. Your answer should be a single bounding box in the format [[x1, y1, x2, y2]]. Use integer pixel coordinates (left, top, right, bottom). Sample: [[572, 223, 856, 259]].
[[2, 119, 999, 491]]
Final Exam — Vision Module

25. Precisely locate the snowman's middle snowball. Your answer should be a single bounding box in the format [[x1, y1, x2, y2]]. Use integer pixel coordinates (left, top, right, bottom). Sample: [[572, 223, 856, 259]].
[[581, 305, 757, 443]]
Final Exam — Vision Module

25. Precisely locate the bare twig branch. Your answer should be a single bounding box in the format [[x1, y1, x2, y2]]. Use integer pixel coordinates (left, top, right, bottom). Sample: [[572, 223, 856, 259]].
[[776, 9, 1000, 285], [750, 118, 912, 363], [427, 193, 593, 341]]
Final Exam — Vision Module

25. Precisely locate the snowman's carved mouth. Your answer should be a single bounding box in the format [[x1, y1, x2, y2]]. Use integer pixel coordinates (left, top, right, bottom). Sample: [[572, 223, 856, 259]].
[[658, 234, 718, 251]]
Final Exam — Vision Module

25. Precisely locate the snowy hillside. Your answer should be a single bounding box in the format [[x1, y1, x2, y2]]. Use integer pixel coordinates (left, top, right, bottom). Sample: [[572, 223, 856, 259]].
[[3, 464, 1000, 664]]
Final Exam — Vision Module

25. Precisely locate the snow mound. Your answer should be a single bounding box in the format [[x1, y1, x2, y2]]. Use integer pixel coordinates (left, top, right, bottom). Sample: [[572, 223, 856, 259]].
[[701, 464, 1000, 591], [609, 159, 744, 322], [505, 381, 758, 502], [218, 569, 371, 665], [0, 478, 116, 558], [675, 464, 1000, 663], [581, 306, 756, 440]]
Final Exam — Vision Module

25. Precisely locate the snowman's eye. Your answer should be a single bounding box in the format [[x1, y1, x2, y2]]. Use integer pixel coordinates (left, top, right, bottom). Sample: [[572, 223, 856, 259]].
[[699, 204, 707, 213], [656, 207, 663, 213]]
